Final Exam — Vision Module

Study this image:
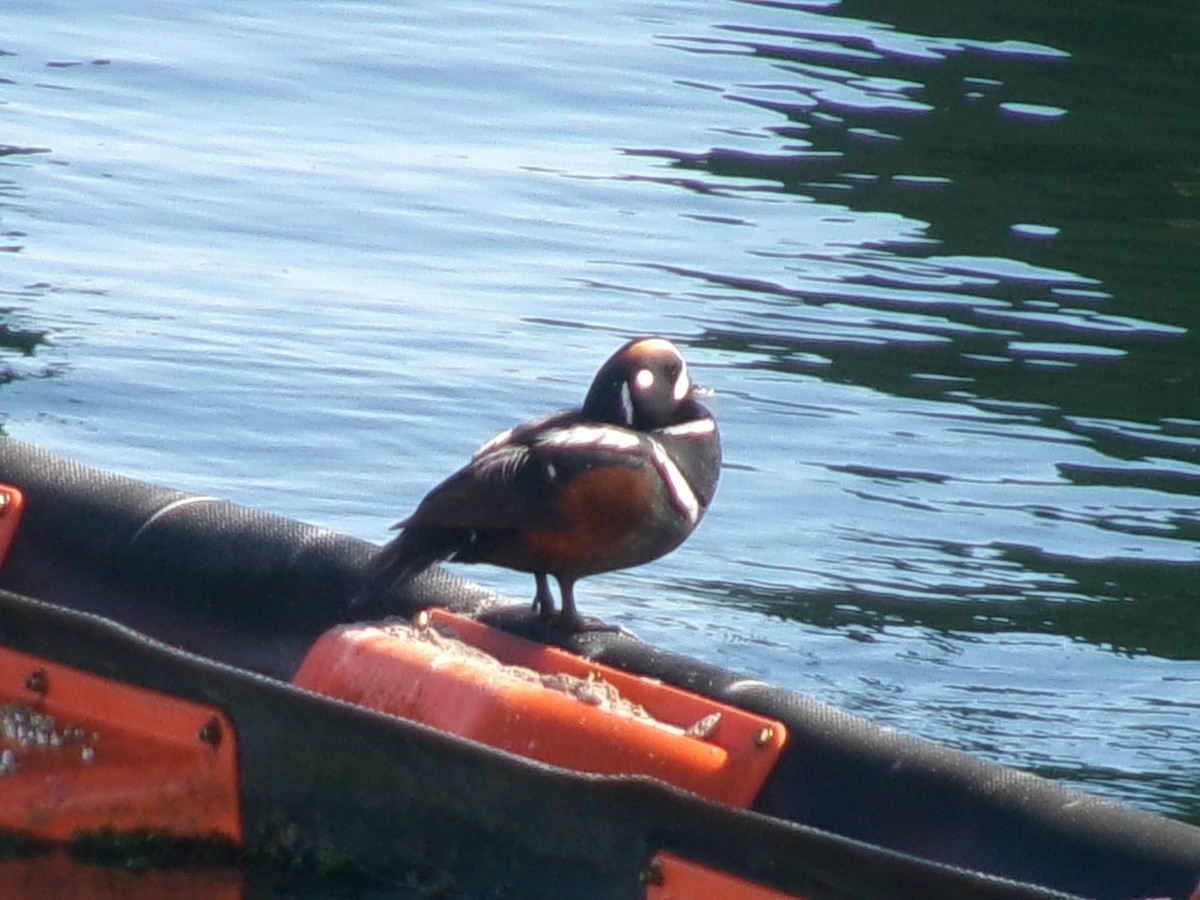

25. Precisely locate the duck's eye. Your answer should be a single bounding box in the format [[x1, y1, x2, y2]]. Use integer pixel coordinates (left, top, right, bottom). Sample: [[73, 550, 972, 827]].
[[634, 368, 655, 390]]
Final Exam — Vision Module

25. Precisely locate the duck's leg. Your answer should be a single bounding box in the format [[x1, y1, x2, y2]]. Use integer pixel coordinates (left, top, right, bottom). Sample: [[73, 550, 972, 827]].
[[532, 572, 556, 618], [553, 577, 583, 630]]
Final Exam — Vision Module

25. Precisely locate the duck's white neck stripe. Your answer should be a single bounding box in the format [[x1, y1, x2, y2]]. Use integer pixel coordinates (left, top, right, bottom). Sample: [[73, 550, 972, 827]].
[[648, 438, 700, 524], [656, 418, 716, 439]]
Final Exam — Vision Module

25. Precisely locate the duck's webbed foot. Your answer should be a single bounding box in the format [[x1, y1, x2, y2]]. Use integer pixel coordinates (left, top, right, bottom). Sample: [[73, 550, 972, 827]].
[[552, 577, 621, 634]]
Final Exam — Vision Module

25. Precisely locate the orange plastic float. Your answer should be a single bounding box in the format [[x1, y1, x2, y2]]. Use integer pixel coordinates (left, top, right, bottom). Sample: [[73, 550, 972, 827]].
[[0, 482, 241, 845], [0, 645, 242, 844], [293, 607, 787, 807], [0, 483, 24, 563], [644, 852, 805, 900]]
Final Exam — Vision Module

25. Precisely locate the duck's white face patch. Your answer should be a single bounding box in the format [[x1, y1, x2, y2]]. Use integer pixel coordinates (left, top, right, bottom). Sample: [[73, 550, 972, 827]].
[[672, 360, 691, 403], [618, 381, 634, 426], [634, 368, 655, 390]]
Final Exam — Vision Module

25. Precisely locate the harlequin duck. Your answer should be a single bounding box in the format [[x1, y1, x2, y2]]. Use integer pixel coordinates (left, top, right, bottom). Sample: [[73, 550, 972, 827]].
[[356, 337, 721, 632]]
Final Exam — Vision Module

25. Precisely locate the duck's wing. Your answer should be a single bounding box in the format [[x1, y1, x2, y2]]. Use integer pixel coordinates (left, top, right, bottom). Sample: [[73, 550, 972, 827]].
[[398, 418, 650, 532]]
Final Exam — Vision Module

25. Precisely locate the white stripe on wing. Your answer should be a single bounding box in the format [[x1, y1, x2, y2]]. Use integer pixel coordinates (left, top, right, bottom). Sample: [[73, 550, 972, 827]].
[[648, 438, 700, 524], [536, 425, 642, 452]]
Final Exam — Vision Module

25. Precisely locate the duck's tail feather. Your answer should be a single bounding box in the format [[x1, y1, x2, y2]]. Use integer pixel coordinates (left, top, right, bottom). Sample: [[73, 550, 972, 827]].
[[351, 527, 465, 609]]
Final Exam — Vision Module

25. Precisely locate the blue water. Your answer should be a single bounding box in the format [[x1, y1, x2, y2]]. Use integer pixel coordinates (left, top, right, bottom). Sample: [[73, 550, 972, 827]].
[[3, 0, 1199, 843]]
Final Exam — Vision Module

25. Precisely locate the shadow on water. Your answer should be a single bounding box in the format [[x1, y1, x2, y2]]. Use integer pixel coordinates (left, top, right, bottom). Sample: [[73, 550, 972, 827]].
[[692, 545, 1200, 660], [620, 0, 1200, 663], [0, 309, 55, 397], [1, 146, 61, 398], [0, 314, 64, 402], [634, 0, 1200, 436]]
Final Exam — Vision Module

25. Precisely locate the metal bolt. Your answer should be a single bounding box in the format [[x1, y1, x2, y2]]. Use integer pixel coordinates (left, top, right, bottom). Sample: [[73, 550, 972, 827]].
[[24, 668, 48, 695], [197, 717, 223, 748], [754, 726, 775, 748]]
